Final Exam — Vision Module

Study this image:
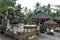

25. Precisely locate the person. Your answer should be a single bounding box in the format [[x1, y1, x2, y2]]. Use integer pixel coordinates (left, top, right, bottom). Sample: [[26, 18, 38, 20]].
[[40, 24, 46, 33], [47, 27, 54, 35]]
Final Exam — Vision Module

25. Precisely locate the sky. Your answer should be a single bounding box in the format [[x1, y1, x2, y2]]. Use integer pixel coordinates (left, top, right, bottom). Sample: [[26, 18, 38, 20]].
[[16, 0, 60, 10]]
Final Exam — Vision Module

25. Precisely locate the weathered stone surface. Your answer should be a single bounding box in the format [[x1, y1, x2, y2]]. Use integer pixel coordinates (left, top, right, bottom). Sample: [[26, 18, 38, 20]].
[[0, 33, 14, 40]]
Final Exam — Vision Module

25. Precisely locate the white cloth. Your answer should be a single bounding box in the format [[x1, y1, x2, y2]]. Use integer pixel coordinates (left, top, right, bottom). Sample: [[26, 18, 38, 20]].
[[50, 29, 54, 32]]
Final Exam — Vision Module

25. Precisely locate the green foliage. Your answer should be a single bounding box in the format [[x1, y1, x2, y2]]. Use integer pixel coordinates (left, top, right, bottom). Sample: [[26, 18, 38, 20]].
[[15, 4, 25, 19], [34, 2, 41, 13], [25, 13, 32, 20], [0, 0, 16, 16], [49, 10, 60, 19], [16, 4, 23, 13], [0, 13, 2, 17], [0, 0, 11, 12], [50, 13, 56, 19], [56, 10, 60, 16], [35, 2, 40, 10], [18, 12, 25, 18], [25, 2, 41, 20]]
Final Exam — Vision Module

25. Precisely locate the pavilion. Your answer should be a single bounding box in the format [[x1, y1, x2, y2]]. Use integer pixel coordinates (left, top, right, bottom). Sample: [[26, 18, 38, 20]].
[[44, 20, 57, 27], [32, 12, 50, 24], [54, 16, 60, 27]]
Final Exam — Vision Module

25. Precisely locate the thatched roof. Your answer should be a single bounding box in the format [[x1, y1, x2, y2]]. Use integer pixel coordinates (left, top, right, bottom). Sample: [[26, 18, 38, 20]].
[[34, 12, 50, 19], [44, 20, 57, 24], [54, 16, 60, 20]]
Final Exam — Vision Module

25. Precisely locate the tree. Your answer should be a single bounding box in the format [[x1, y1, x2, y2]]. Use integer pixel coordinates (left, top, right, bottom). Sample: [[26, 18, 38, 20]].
[[25, 2, 41, 20], [56, 10, 60, 16], [34, 2, 41, 14], [46, 4, 51, 15], [15, 4, 25, 20], [10, 0, 16, 6], [15, 4, 23, 16], [16, 4, 22, 13], [34, 2, 40, 10], [0, 0, 16, 15], [49, 12, 56, 18], [25, 9, 32, 20], [24, 7, 28, 13]]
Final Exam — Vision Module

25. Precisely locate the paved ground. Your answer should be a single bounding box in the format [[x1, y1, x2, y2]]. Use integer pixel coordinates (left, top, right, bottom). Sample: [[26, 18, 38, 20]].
[[0, 32, 60, 40], [35, 32, 60, 40], [0, 33, 14, 40]]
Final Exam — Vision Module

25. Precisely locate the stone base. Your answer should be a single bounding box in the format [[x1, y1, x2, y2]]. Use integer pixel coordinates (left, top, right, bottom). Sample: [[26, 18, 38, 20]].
[[47, 32, 54, 35]]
